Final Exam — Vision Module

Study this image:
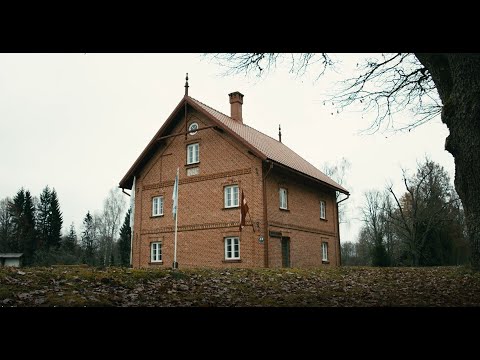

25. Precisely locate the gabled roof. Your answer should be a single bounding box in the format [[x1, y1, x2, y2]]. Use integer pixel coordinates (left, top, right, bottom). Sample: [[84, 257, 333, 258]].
[[119, 95, 349, 195], [0, 253, 23, 258]]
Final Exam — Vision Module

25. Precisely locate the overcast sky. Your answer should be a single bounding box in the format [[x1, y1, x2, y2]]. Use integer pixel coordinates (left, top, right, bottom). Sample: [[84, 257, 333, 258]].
[[0, 53, 454, 242]]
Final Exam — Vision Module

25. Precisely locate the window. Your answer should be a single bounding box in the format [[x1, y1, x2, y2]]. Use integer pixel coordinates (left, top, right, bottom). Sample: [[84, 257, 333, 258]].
[[188, 122, 198, 135], [225, 237, 240, 260], [151, 242, 162, 262], [279, 188, 288, 209], [224, 185, 239, 208], [320, 200, 326, 219], [152, 196, 163, 216], [322, 242, 328, 262], [187, 143, 199, 164]]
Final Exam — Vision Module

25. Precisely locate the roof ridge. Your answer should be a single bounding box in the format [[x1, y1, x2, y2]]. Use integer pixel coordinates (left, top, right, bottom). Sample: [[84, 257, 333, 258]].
[[188, 95, 286, 144], [188, 95, 233, 121]]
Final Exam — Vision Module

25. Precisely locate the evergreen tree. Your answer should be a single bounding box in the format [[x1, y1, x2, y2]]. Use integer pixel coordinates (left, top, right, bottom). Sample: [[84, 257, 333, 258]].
[[36, 186, 52, 250], [63, 222, 77, 253], [81, 211, 97, 265], [8, 188, 25, 253], [8, 189, 36, 265], [49, 188, 63, 249], [118, 208, 131, 267], [22, 190, 36, 265]]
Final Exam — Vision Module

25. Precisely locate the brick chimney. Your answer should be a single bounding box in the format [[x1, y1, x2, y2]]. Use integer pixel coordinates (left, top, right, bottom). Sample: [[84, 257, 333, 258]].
[[229, 91, 244, 123]]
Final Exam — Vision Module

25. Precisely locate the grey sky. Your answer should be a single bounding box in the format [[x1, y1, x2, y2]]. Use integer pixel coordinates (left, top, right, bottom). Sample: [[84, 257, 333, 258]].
[[0, 53, 454, 241]]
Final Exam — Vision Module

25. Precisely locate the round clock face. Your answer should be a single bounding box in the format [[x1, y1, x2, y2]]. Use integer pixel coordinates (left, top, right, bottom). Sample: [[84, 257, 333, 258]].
[[188, 122, 198, 135]]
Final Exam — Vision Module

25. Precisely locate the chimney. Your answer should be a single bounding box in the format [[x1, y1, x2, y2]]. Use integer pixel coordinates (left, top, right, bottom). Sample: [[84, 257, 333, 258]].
[[229, 91, 244, 123]]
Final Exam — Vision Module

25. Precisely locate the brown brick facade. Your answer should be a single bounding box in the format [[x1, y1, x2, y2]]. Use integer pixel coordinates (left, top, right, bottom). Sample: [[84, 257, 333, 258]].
[[124, 95, 344, 269]]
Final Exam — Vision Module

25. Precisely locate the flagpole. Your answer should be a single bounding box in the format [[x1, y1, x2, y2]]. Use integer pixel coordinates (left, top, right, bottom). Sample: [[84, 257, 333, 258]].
[[173, 167, 179, 269]]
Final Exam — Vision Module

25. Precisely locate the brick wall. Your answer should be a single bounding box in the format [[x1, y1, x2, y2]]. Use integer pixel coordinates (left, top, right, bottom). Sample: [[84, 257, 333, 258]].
[[265, 168, 339, 267], [132, 107, 265, 268], [129, 104, 341, 268]]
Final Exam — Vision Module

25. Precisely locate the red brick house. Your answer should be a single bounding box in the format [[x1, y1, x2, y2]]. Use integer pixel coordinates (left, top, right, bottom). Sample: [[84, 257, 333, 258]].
[[119, 84, 349, 269]]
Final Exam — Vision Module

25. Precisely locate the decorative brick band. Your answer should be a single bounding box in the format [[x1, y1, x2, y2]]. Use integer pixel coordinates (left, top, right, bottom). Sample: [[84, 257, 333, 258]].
[[142, 167, 252, 191], [269, 221, 335, 236], [140, 221, 250, 235]]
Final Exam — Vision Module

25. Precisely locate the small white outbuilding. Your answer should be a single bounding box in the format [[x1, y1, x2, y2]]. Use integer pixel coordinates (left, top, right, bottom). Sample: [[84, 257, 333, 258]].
[[0, 253, 24, 267]]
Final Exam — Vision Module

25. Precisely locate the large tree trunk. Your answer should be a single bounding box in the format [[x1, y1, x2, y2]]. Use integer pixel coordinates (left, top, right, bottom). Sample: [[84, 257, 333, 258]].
[[416, 54, 480, 269]]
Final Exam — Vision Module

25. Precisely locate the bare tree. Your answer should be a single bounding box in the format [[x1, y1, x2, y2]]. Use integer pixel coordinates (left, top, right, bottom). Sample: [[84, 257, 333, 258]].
[[387, 158, 462, 266], [0, 197, 13, 252], [362, 190, 391, 266], [323, 157, 351, 224], [209, 53, 480, 269], [99, 188, 126, 266]]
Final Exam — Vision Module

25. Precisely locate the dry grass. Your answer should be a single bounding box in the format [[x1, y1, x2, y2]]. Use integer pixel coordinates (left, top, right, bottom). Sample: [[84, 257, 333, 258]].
[[1, 265, 479, 307]]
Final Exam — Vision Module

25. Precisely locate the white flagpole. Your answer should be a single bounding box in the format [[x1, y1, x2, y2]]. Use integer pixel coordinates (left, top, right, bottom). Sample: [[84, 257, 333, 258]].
[[173, 167, 179, 269]]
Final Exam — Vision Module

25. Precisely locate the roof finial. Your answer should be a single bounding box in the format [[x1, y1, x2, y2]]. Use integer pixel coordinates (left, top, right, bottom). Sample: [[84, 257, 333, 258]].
[[278, 124, 282, 143], [184, 73, 189, 96]]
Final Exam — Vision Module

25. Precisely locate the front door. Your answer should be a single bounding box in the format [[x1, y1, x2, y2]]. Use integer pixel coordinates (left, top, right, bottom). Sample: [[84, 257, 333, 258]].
[[281, 237, 290, 268]]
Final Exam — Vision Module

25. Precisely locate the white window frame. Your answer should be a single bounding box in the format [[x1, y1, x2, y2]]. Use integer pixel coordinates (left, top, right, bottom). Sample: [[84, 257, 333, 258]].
[[152, 196, 164, 216], [225, 237, 240, 260], [320, 200, 326, 219], [151, 242, 162, 262], [187, 143, 199, 164], [224, 185, 239, 208], [279, 188, 288, 210], [322, 242, 328, 262]]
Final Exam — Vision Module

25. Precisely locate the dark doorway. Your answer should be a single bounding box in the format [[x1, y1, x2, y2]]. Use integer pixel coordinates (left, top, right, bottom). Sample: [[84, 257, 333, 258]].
[[281, 237, 290, 268]]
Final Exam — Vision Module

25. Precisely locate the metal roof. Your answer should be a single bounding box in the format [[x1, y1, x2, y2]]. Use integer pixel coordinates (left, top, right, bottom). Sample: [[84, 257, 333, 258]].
[[119, 95, 349, 195]]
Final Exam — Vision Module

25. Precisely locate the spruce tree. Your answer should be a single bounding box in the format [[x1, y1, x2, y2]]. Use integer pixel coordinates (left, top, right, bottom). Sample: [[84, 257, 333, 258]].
[[63, 222, 77, 253], [81, 211, 96, 265], [118, 208, 131, 267], [36, 186, 52, 250], [22, 190, 36, 265], [49, 189, 63, 249], [8, 188, 25, 253]]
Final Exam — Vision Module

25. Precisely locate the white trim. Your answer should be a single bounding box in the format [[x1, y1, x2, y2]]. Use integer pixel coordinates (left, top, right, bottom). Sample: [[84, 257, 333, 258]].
[[187, 143, 199, 164], [320, 200, 326, 219], [279, 188, 288, 210], [225, 237, 240, 260], [224, 185, 239, 208], [152, 196, 164, 216], [151, 242, 162, 262], [322, 242, 328, 261]]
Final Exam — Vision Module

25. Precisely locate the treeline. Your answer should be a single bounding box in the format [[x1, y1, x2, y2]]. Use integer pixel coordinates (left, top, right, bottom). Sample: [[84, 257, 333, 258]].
[[342, 158, 469, 267], [0, 186, 131, 267]]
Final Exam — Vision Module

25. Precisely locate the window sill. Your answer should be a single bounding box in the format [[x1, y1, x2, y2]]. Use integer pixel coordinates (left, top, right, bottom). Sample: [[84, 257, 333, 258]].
[[151, 215, 164, 218], [223, 206, 239, 210], [223, 259, 242, 263], [149, 261, 164, 265], [322, 260, 330, 264], [279, 208, 290, 212], [320, 218, 328, 221], [185, 162, 200, 167]]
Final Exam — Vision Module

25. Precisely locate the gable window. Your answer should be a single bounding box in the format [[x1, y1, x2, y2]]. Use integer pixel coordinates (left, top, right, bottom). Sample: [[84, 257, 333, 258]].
[[320, 200, 326, 219], [188, 122, 198, 135], [224, 185, 239, 208], [322, 242, 328, 262], [151, 242, 162, 262], [152, 196, 164, 216], [279, 188, 288, 210], [225, 237, 240, 260], [187, 143, 199, 164]]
